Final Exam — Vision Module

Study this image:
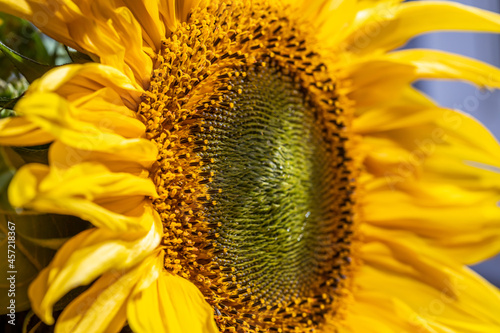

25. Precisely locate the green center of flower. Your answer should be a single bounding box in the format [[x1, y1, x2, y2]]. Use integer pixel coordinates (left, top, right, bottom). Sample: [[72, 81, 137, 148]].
[[182, 60, 356, 331], [198, 64, 335, 304]]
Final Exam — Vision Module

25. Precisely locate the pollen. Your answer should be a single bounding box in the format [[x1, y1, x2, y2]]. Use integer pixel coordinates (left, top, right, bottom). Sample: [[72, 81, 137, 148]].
[[138, 1, 357, 332]]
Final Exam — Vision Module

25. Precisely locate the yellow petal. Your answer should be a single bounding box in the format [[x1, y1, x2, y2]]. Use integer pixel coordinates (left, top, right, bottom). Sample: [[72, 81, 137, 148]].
[[339, 291, 448, 333], [55, 251, 164, 333], [14, 63, 158, 161], [176, 0, 202, 24], [9, 162, 157, 230], [29, 63, 142, 107], [344, 1, 500, 55], [384, 49, 500, 89], [361, 113, 500, 169], [363, 176, 500, 264], [294, 0, 357, 47], [48, 140, 155, 173], [28, 215, 162, 325], [128, 267, 219, 333], [346, 59, 415, 107], [352, 0, 403, 31], [359, 225, 500, 331], [355, 80, 500, 264], [348, 49, 500, 108], [14, 92, 157, 161], [70, 88, 146, 139], [0, 0, 84, 52], [0, 0, 154, 86], [353, 87, 437, 133], [161, 0, 201, 32], [69, 2, 153, 87], [361, 138, 500, 264], [122, 0, 166, 51], [355, 86, 500, 163], [0, 116, 54, 146]]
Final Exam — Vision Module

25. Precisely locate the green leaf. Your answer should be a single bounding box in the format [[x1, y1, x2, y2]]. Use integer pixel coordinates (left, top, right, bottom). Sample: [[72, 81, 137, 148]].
[[15, 232, 71, 250], [22, 310, 40, 333], [52, 285, 88, 312], [0, 96, 21, 111], [0, 213, 91, 314], [0, 13, 50, 65], [0, 13, 50, 83], [65, 46, 93, 64], [0, 41, 53, 83], [0, 107, 16, 118], [12, 145, 50, 165]]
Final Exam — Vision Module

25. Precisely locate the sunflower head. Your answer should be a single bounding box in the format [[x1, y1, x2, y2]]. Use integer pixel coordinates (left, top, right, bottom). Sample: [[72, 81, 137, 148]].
[[140, 1, 357, 330], [2, 1, 500, 333]]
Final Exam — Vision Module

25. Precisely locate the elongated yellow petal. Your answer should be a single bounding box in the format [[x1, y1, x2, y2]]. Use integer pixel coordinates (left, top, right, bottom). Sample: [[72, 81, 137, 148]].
[[355, 85, 500, 162], [354, 0, 403, 15], [29, 63, 142, 107], [177, 0, 201, 23], [127, 266, 219, 333], [55, 251, 164, 333], [359, 225, 500, 331], [0, 0, 83, 52], [347, 0, 403, 49], [339, 291, 448, 333], [294, 0, 357, 47], [0, 0, 156, 86], [9, 162, 157, 230], [28, 215, 161, 325], [385, 49, 500, 88], [14, 92, 157, 162], [354, 104, 438, 134], [363, 184, 500, 261], [348, 49, 500, 107], [0, 116, 54, 146], [346, 59, 415, 107], [122, 0, 166, 51], [354, 79, 500, 265], [161, 0, 201, 32], [48, 141, 154, 173], [162, 0, 180, 32], [360, 111, 500, 166], [12, 63, 158, 161], [344, 1, 500, 55], [2, 0, 159, 86], [352, 86, 438, 133], [74, 2, 153, 86], [361, 132, 500, 264]]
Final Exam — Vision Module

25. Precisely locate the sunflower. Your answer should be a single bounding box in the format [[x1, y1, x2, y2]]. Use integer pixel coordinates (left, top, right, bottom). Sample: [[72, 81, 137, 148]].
[[1, 0, 500, 332]]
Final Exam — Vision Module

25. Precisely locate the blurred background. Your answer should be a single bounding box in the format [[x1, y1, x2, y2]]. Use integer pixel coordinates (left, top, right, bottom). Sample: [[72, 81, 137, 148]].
[[406, 0, 500, 286]]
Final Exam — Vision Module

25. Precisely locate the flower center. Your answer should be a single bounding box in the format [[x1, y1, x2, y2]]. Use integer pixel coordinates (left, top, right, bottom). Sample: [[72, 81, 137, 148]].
[[200, 63, 346, 305], [138, 1, 357, 331]]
